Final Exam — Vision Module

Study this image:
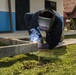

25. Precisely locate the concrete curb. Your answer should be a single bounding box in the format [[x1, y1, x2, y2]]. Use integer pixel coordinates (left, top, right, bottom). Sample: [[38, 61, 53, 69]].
[[0, 37, 38, 58]]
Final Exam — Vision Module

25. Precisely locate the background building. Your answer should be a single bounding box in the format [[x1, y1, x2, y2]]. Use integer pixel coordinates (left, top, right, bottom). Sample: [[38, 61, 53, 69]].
[[63, 0, 76, 30], [0, 0, 64, 32]]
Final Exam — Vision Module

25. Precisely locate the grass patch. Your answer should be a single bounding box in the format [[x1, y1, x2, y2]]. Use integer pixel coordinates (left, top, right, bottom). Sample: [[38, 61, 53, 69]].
[[0, 42, 9, 47], [64, 35, 76, 39], [0, 44, 76, 75]]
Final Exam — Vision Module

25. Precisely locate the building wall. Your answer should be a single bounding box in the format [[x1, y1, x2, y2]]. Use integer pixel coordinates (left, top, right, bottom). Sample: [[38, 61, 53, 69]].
[[45, 0, 64, 16], [56, 0, 64, 16], [30, 0, 64, 29], [30, 0, 44, 13], [0, 0, 64, 32], [0, 0, 16, 32], [30, 0, 64, 16]]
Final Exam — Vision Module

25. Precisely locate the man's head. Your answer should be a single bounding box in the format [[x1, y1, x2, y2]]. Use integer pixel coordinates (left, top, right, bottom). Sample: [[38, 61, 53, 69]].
[[39, 9, 54, 18], [38, 9, 55, 31]]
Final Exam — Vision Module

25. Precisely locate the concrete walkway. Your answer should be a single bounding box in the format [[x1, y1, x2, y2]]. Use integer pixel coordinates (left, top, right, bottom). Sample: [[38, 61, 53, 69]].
[[0, 30, 76, 47], [56, 39, 76, 47], [0, 30, 76, 39]]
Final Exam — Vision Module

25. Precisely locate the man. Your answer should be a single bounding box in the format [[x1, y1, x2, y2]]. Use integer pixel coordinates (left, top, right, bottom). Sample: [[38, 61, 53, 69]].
[[24, 9, 62, 49]]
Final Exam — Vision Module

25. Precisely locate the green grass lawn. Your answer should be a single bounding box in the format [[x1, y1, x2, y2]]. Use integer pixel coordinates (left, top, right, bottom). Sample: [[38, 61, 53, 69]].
[[0, 43, 76, 75], [0, 34, 76, 75], [64, 34, 76, 39], [0, 43, 9, 47]]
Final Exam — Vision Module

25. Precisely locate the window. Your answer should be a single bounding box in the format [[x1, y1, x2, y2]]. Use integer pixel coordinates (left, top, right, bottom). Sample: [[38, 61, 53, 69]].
[[45, 0, 56, 10]]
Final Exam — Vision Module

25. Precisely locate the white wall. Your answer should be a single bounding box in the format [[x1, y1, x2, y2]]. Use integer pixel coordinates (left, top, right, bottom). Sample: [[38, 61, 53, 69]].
[[30, 0, 44, 13], [56, 0, 63, 16], [0, 0, 63, 15], [0, 0, 8, 11], [11, 0, 15, 12], [0, 0, 15, 12]]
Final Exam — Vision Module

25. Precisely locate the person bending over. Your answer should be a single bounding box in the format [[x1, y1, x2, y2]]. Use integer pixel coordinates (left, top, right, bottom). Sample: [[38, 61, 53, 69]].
[[24, 9, 62, 49]]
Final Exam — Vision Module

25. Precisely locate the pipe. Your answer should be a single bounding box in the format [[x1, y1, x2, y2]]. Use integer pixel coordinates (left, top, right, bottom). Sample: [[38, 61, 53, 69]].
[[8, 0, 13, 32]]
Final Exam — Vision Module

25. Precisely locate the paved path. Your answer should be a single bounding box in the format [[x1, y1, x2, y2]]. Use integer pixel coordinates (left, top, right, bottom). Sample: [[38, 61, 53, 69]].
[[0, 30, 76, 47], [56, 39, 76, 47], [0, 30, 76, 39]]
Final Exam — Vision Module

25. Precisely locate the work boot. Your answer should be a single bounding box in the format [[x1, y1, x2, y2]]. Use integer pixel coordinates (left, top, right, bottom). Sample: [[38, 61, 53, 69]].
[[39, 43, 49, 49]]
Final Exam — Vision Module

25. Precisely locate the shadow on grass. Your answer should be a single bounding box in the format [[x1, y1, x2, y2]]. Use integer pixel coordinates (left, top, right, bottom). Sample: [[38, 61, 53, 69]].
[[53, 46, 67, 55], [0, 46, 67, 68], [39, 46, 67, 63], [0, 54, 38, 68]]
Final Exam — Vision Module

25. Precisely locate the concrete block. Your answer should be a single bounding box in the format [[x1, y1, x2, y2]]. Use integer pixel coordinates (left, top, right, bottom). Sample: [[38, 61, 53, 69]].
[[0, 37, 38, 58]]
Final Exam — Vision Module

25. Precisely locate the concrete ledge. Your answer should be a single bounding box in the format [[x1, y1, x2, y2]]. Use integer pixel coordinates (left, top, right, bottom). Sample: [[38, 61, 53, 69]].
[[0, 37, 38, 58], [56, 39, 76, 47], [0, 37, 28, 45]]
